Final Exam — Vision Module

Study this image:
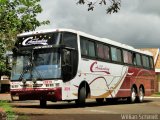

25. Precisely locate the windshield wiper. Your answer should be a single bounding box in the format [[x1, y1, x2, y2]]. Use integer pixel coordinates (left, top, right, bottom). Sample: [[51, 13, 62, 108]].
[[31, 61, 44, 82], [18, 58, 32, 83], [17, 50, 32, 82], [18, 52, 44, 83]]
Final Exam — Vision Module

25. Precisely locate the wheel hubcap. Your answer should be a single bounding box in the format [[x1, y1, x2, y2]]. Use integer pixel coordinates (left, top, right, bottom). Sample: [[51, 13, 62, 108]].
[[139, 90, 144, 102], [131, 90, 136, 102]]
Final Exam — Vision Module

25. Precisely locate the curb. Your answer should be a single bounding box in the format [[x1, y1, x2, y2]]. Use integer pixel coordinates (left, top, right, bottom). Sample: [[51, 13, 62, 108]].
[[144, 96, 160, 99], [0, 94, 11, 101]]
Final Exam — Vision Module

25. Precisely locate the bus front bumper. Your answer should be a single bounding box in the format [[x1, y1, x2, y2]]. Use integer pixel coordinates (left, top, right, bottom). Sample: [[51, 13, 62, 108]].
[[10, 87, 62, 101]]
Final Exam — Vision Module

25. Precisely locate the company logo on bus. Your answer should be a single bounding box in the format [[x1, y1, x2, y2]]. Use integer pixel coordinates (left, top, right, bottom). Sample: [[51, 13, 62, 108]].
[[22, 37, 48, 46], [90, 61, 110, 74]]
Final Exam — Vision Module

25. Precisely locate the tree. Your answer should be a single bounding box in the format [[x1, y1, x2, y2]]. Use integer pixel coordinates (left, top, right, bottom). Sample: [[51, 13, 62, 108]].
[[0, 40, 6, 74], [0, 0, 50, 75], [0, 0, 50, 48], [77, 0, 121, 14]]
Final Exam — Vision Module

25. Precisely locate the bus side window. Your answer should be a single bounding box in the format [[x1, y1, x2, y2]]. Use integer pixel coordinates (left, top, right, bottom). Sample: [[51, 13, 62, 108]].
[[97, 43, 104, 59], [136, 53, 142, 66], [132, 53, 137, 65], [128, 52, 132, 64], [111, 47, 122, 62], [104, 45, 110, 60], [97, 43, 110, 60], [62, 32, 77, 49], [149, 57, 154, 69], [123, 50, 128, 63], [142, 55, 150, 68], [146, 56, 150, 68], [111, 47, 117, 61], [80, 39, 88, 56], [117, 48, 122, 62], [142, 55, 146, 67], [80, 36, 96, 58], [123, 50, 132, 64], [88, 41, 96, 57]]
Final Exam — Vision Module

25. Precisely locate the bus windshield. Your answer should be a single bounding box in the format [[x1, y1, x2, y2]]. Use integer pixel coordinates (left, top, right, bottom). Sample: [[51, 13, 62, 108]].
[[11, 48, 61, 80]]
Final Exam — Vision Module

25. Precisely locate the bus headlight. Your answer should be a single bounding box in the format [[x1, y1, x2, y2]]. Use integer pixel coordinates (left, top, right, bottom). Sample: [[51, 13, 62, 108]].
[[45, 84, 54, 88], [55, 83, 60, 87], [11, 85, 19, 89]]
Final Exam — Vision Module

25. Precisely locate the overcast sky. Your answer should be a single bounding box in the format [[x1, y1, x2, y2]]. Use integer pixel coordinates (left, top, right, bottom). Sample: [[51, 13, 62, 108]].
[[37, 0, 160, 48]]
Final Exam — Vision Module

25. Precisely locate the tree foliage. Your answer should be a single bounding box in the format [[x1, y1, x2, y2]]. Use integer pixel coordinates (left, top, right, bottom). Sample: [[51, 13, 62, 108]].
[[0, 39, 6, 74], [77, 0, 121, 14], [0, 0, 50, 75]]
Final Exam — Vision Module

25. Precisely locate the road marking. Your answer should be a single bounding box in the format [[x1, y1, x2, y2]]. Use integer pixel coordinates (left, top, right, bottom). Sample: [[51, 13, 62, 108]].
[[86, 109, 118, 114]]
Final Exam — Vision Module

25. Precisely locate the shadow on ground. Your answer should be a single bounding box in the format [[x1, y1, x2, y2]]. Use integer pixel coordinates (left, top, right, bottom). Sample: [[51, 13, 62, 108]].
[[12, 99, 152, 110]]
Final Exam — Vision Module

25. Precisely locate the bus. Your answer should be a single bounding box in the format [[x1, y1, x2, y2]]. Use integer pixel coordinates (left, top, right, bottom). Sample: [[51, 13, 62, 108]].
[[10, 28, 155, 107]]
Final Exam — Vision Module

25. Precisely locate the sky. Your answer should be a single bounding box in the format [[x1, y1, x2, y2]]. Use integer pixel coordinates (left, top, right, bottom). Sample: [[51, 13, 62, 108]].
[[37, 0, 160, 48]]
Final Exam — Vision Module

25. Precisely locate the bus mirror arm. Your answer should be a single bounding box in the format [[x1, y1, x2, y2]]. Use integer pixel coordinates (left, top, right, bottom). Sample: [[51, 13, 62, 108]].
[[61, 48, 72, 81]]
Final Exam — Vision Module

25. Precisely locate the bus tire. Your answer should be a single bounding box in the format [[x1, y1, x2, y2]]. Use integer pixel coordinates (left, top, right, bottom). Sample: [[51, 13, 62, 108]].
[[40, 100, 47, 108], [76, 87, 86, 106], [127, 87, 137, 103], [96, 98, 104, 104], [137, 87, 144, 103]]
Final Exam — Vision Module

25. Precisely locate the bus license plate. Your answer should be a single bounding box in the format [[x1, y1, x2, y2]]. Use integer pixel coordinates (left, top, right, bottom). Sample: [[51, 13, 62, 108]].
[[12, 96, 19, 100]]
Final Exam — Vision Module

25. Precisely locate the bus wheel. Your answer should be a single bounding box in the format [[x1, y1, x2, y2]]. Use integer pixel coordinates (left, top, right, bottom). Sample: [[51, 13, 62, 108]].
[[138, 87, 144, 103], [127, 87, 137, 103], [40, 100, 47, 108], [96, 98, 104, 104], [76, 87, 86, 106]]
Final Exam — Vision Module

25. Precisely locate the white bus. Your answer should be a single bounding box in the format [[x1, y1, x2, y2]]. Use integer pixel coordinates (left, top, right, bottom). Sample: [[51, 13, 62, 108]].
[[10, 28, 155, 107]]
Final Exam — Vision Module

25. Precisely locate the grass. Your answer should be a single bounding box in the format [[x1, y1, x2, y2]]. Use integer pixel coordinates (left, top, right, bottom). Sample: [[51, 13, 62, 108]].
[[17, 115, 29, 120], [0, 100, 16, 120], [151, 92, 160, 97], [0, 100, 29, 120]]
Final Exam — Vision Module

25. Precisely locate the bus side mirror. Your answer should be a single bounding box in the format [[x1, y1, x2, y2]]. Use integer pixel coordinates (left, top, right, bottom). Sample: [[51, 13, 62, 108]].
[[61, 49, 72, 81]]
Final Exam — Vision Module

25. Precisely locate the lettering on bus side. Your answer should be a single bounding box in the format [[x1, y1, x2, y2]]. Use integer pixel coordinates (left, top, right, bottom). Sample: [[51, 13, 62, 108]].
[[90, 61, 110, 74], [43, 80, 53, 84], [22, 37, 48, 46], [64, 87, 70, 91]]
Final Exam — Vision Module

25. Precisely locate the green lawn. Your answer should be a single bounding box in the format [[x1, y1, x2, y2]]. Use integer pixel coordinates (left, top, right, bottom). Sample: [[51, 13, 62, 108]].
[[0, 100, 16, 120], [151, 92, 160, 97], [0, 100, 29, 120]]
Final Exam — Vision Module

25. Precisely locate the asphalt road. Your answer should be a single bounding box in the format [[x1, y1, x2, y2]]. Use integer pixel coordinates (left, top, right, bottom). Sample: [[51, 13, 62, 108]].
[[9, 98, 160, 120]]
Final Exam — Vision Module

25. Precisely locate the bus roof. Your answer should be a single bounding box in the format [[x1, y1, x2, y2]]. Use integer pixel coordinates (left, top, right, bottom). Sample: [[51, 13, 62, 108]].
[[18, 28, 153, 56]]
